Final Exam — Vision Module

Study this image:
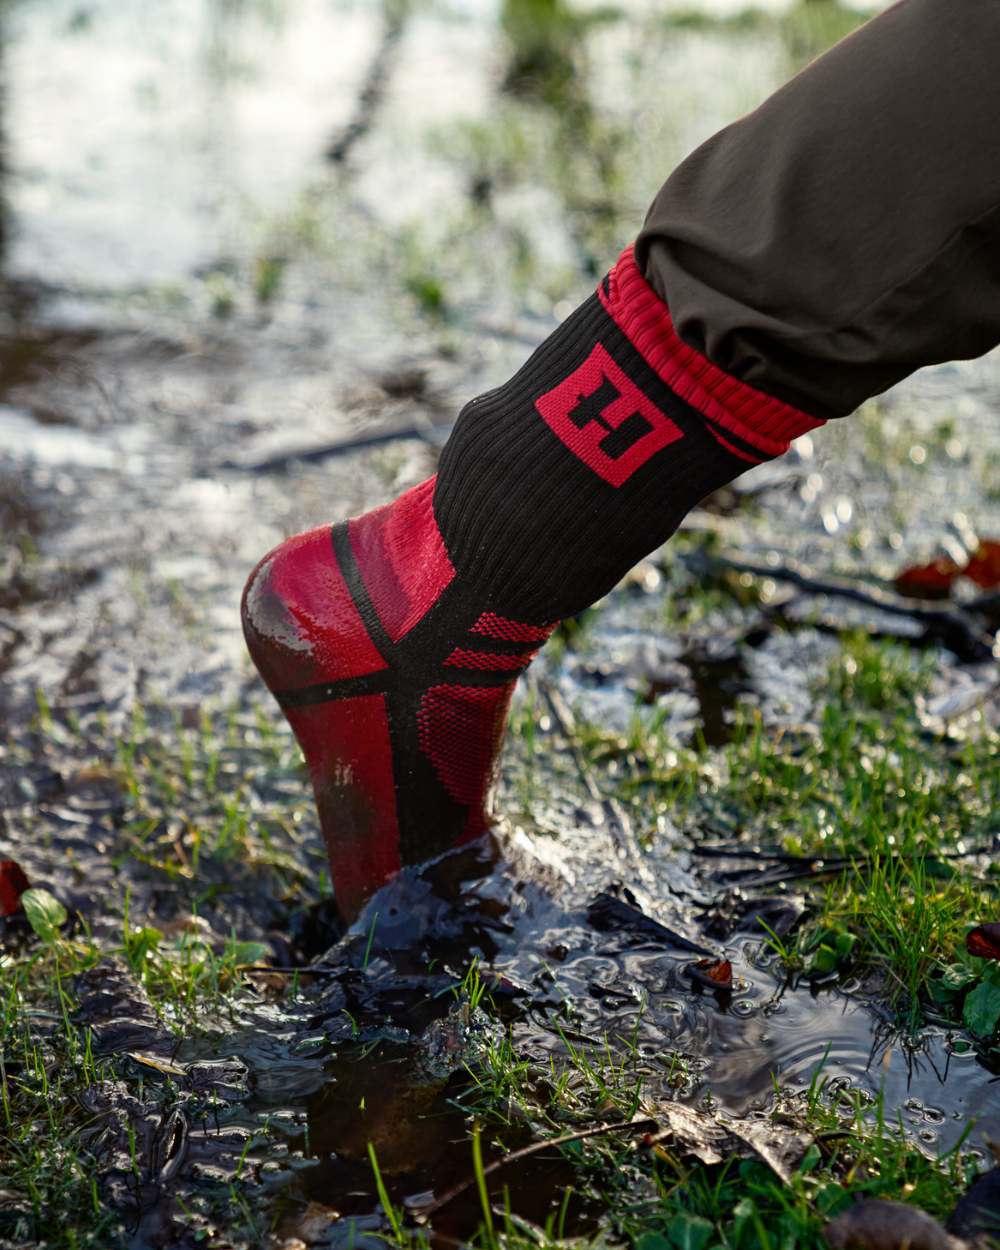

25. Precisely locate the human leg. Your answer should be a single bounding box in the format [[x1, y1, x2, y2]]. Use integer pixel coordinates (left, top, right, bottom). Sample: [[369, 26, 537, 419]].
[[244, 0, 1000, 921]]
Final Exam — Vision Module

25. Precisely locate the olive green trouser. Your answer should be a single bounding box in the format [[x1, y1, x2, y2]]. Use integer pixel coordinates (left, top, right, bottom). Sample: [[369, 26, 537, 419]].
[[636, 0, 1000, 421]]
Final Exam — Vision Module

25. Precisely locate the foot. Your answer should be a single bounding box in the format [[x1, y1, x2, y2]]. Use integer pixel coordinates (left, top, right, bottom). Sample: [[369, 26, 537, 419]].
[[241, 477, 554, 921]]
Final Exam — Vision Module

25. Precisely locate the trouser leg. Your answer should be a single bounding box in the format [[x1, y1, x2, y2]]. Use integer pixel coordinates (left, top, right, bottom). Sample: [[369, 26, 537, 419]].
[[636, 0, 1000, 420]]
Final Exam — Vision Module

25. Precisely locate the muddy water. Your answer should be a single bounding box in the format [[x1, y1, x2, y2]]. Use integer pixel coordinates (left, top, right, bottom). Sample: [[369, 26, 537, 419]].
[[2, 0, 1000, 1244], [164, 826, 999, 1243]]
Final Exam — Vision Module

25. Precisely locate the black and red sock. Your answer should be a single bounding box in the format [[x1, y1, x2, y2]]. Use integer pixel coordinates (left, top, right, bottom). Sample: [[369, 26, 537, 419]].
[[243, 247, 823, 920]]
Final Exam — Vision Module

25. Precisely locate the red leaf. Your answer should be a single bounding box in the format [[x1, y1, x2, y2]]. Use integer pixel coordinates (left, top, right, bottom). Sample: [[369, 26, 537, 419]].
[[967, 924, 1000, 962], [964, 540, 1000, 590], [894, 557, 961, 600], [689, 958, 734, 990], [0, 860, 31, 917]]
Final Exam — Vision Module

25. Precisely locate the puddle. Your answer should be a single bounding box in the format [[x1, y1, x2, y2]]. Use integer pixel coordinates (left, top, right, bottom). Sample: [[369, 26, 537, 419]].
[[290, 1036, 599, 1241], [679, 648, 754, 745], [85, 830, 994, 1244], [0, 325, 102, 402]]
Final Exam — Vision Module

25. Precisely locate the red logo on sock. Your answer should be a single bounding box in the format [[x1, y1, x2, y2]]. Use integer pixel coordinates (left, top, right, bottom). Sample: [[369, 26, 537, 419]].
[[535, 343, 684, 487]]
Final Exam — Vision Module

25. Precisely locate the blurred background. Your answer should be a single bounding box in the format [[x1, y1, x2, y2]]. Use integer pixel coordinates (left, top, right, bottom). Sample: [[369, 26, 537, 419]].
[[4, 0, 876, 305], [13, 0, 999, 722]]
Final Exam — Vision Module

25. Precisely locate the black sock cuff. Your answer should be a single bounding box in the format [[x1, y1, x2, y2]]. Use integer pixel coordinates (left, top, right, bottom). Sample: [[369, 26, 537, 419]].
[[433, 251, 816, 622]]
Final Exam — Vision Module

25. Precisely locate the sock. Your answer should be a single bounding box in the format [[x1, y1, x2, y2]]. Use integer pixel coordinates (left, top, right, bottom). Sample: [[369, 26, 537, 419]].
[[242, 247, 823, 921]]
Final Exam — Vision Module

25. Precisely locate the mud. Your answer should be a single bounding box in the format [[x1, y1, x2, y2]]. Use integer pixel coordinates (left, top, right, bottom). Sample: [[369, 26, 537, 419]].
[[2, 0, 1000, 1246]]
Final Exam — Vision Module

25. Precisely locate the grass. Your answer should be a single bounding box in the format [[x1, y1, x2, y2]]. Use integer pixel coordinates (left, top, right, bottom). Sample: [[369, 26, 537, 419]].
[[375, 972, 990, 1250], [0, 997, 123, 1247], [0, 692, 329, 1247], [567, 623, 999, 1034], [111, 699, 319, 887], [5, 633, 998, 1249], [0, 941, 274, 1247]]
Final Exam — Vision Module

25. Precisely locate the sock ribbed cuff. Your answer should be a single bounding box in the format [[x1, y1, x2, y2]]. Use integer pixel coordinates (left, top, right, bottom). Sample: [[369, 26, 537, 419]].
[[602, 247, 826, 457]]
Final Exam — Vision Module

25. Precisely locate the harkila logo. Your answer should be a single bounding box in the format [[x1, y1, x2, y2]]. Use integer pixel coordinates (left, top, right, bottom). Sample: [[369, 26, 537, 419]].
[[535, 343, 684, 486]]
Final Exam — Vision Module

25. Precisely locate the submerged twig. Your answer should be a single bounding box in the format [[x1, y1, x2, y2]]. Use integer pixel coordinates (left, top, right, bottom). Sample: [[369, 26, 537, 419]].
[[715, 863, 849, 888], [326, 2, 407, 163], [411, 1118, 657, 1223], [587, 890, 715, 955], [695, 845, 839, 863], [683, 550, 995, 662], [220, 422, 435, 474], [697, 840, 999, 889]]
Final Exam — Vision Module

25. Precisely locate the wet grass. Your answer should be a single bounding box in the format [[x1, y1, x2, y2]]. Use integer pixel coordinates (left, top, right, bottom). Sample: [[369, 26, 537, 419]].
[[185, 965, 982, 1250], [0, 990, 122, 1248], [6, 587, 998, 1248], [396, 975, 987, 1250], [9, 906, 988, 1250], [112, 700, 321, 895], [569, 622, 999, 1038], [1, 956, 270, 1248], [2, 688, 348, 1247]]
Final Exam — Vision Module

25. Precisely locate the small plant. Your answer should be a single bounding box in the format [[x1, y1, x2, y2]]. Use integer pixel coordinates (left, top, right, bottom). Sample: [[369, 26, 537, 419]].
[[367, 1142, 405, 1243], [458, 958, 489, 1012]]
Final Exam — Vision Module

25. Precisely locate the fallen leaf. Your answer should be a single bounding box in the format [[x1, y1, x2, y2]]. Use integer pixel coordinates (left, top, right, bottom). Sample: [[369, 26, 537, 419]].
[[648, 1102, 724, 1166], [894, 558, 961, 600], [20, 887, 67, 942], [128, 1052, 187, 1077], [646, 1101, 811, 1185], [966, 924, 1000, 961], [964, 539, 1000, 590], [688, 958, 733, 990], [247, 969, 289, 995], [0, 861, 30, 917], [824, 1199, 965, 1249], [963, 980, 1000, 1039]]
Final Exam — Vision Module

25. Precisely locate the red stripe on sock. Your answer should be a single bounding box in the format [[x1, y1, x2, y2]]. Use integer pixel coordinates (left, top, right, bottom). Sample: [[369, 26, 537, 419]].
[[598, 247, 825, 458], [703, 424, 762, 465], [471, 612, 552, 643], [444, 648, 528, 671]]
